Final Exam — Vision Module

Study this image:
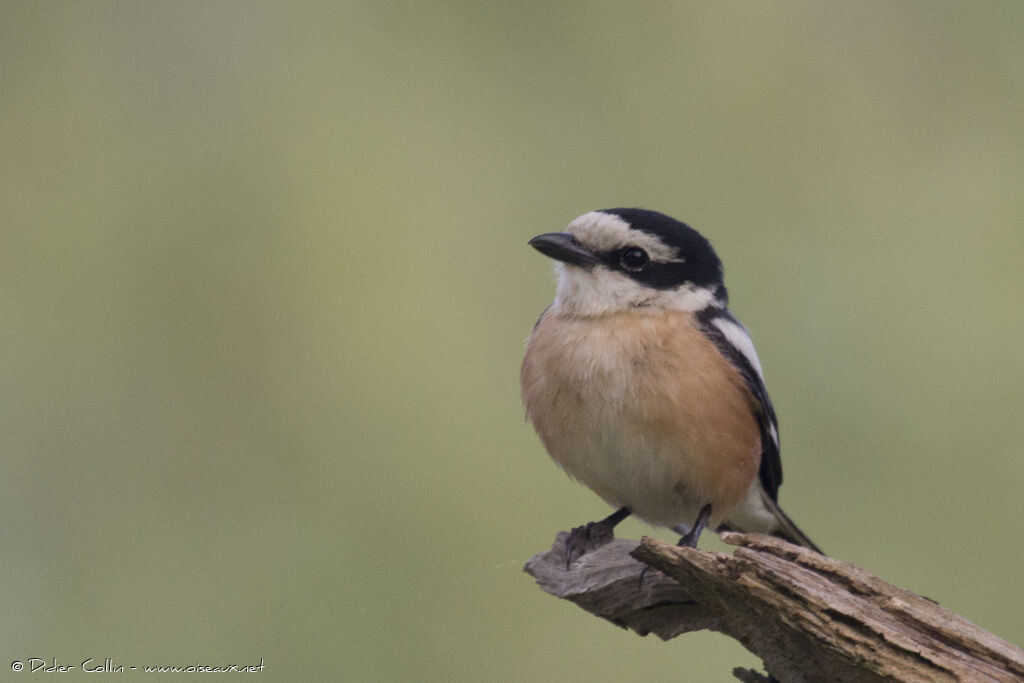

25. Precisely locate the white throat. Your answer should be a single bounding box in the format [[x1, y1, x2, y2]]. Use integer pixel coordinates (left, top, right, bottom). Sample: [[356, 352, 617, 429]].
[[551, 263, 719, 317]]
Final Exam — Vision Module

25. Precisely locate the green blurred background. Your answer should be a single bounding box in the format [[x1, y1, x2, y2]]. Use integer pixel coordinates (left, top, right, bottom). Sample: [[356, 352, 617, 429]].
[[3, 2, 1023, 681]]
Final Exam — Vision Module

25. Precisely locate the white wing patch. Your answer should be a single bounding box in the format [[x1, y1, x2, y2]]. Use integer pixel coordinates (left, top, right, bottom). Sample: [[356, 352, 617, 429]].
[[711, 316, 765, 381]]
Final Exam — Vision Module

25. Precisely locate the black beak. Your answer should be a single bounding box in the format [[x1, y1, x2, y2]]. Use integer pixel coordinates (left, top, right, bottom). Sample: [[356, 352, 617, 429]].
[[528, 232, 599, 269]]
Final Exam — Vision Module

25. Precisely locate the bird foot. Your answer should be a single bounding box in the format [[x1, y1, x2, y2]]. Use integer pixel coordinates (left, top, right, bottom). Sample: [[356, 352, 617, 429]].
[[564, 519, 617, 569]]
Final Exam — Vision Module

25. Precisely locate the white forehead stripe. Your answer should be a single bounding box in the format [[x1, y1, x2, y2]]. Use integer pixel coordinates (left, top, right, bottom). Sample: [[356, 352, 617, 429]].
[[566, 211, 683, 262], [711, 317, 765, 381]]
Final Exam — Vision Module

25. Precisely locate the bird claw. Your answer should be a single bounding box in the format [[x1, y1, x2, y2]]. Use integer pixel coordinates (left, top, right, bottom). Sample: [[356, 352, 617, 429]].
[[564, 519, 617, 569]]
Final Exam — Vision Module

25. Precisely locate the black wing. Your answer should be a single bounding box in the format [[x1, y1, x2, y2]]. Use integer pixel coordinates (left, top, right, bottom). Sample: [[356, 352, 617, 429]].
[[695, 308, 782, 502]]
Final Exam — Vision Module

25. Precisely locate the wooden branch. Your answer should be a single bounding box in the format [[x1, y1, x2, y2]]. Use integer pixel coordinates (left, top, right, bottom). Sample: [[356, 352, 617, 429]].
[[524, 531, 1024, 682]]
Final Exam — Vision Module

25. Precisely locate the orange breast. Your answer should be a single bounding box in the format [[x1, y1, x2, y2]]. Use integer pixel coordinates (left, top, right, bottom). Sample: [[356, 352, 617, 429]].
[[521, 309, 762, 528]]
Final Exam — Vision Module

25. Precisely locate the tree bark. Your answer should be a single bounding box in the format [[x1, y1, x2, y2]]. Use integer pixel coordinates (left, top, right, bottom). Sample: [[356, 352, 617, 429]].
[[523, 531, 1024, 682]]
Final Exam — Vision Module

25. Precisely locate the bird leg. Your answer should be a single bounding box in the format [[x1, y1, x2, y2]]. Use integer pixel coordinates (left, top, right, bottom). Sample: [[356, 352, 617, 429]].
[[637, 504, 714, 587], [564, 506, 631, 569], [677, 503, 712, 548]]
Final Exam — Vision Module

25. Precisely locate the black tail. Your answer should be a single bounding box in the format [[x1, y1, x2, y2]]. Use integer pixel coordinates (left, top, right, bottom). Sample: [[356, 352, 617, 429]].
[[771, 504, 823, 554]]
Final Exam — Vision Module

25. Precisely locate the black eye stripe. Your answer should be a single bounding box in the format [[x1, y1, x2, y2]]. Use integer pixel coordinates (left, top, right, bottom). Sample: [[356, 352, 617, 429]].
[[619, 247, 650, 271]]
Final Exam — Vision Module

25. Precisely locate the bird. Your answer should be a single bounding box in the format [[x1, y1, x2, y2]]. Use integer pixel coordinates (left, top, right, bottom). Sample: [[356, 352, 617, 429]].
[[520, 208, 820, 566]]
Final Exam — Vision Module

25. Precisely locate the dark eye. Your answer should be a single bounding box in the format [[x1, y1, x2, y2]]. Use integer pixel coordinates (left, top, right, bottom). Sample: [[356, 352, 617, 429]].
[[619, 247, 650, 271]]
